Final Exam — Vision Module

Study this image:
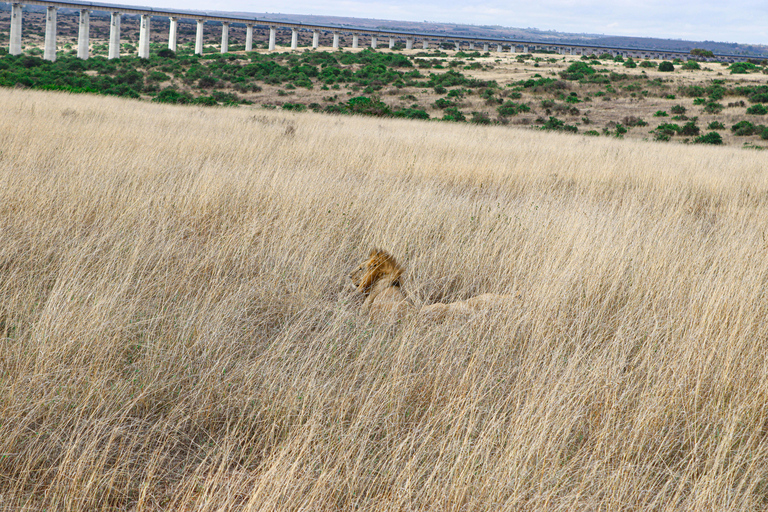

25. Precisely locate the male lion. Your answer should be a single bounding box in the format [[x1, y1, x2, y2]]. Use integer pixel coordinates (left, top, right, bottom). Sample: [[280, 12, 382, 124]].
[[350, 248, 516, 323]]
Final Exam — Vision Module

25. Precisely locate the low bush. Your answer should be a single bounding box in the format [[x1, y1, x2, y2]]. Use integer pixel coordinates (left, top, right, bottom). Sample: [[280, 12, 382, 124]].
[[731, 120, 756, 136], [540, 116, 577, 132], [730, 62, 759, 74], [670, 105, 687, 115], [393, 107, 429, 120], [746, 104, 768, 115], [559, 61, 596, 81], [497, 101, 530, 117], [659, 61, 675, 72], [470, 111, 492, 125], [679, 120, 700, 136], [694, 132, 723, 144], [442, 107, 466, 122], [703, 102, 724, 114], [622, 116, 648, 127], [707, 121, 726, 130]]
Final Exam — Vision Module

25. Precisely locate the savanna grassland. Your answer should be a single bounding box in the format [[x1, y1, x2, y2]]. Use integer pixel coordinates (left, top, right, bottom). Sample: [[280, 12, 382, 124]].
[[2, 86, 768, 510]]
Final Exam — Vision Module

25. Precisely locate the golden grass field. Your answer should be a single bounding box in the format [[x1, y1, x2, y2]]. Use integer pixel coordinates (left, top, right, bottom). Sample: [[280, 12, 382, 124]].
[[2, 87, 768, 510]]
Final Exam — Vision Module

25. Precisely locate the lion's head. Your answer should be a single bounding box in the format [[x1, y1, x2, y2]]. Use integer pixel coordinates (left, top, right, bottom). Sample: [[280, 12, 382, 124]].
[[350, 248, 404, 295]]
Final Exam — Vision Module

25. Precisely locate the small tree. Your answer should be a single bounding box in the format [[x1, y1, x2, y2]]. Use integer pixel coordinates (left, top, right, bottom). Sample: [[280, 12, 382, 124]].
[[659, 61, 675, 72]]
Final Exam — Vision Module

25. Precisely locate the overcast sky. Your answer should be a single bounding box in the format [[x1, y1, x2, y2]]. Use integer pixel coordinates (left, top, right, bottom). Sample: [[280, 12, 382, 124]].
[[112, 0, 767, 46]]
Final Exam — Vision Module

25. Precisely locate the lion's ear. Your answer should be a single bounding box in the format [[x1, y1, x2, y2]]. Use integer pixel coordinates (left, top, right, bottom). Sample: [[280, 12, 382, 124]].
[[369, 248, 379, 257]]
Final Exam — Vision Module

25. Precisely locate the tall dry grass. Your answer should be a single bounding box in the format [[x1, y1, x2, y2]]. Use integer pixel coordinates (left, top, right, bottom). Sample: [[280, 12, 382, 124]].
[[1, 88, 768, 510]]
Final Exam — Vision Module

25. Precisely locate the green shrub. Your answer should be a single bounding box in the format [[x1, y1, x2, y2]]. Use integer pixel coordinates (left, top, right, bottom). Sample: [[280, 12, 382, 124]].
[[731, 120, 756, 136], [654, 110, 668, 117], [346, 96, 390, 116], [690, 49, 715, 58], [433, 97, 455, 109], [497, 101, 530, 116], [153, 88, 192, 104], [442, 107, 466, 122], [187, 96, 214, 106], [679, 85, 706, 97], [707, 121, 725, 130], [470, 111, 491, 124], [157, 48, 176, 58], [393, 107, 429, 120], [282, 102, 307, 111], [746, 104, 768, 115], [703, 102, 724, 114], [623, 58, 637, 68], [639, 60, 656, 68], [679, 121, 700, 136], [584, 130, 600, 136], [730, 62, 759, 74], [655, 123, 681, 136], [670, 105, 686, 115], [622, 116, 647, 127], [565, 94, 581, 104], [559, 61, 596, 81], [693, 98, 706, 105], [694, 132, 723, 144], [540, 116, 577, 132], [682, 60, 701, 70], [658, 61, 675, 72], [148, 71, 170, 82]]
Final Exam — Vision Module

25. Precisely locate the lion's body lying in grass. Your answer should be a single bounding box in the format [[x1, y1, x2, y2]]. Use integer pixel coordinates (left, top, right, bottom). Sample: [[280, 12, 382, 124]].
[[350, 249, 516, 323]]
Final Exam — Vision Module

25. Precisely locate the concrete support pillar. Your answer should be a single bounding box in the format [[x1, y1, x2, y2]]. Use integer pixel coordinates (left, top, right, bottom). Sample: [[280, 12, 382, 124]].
[[77, 9, 90, 60], [405, 37, 413, 50], [291, 28, 298, 49], [312, 30, 319, 48], [245, 24, 253, 51], [269, 26, 276, 51], [138, 14, 150, 59], [389, 37, 394, 49], [483, 43, 488, 52], [220, 22, 229, 53], [422, 40, 428, 50], [10, 3, 23, 56], [523, 45, 528, 53], [496, 43, 502, 52], [469, 42, 474, 50], [332, 32, 339, 49], [352, 33, 358, 49], [108, 12, 121, 59], [454, 42, 460, 51], [195, 19, 204, 55], [43, 6, 57, 62], [371, 36, 377, 49], [168, 17, 177, 51]]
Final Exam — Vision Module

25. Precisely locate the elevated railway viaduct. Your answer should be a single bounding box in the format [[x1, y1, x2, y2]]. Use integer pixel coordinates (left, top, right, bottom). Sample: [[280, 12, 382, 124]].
[[3, 0, 752, 63]]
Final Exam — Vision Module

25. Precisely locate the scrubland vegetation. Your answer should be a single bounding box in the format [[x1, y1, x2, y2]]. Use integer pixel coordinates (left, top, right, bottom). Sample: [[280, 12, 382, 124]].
[[2, 87, 768, 510], [3, 21, 768, 147]]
